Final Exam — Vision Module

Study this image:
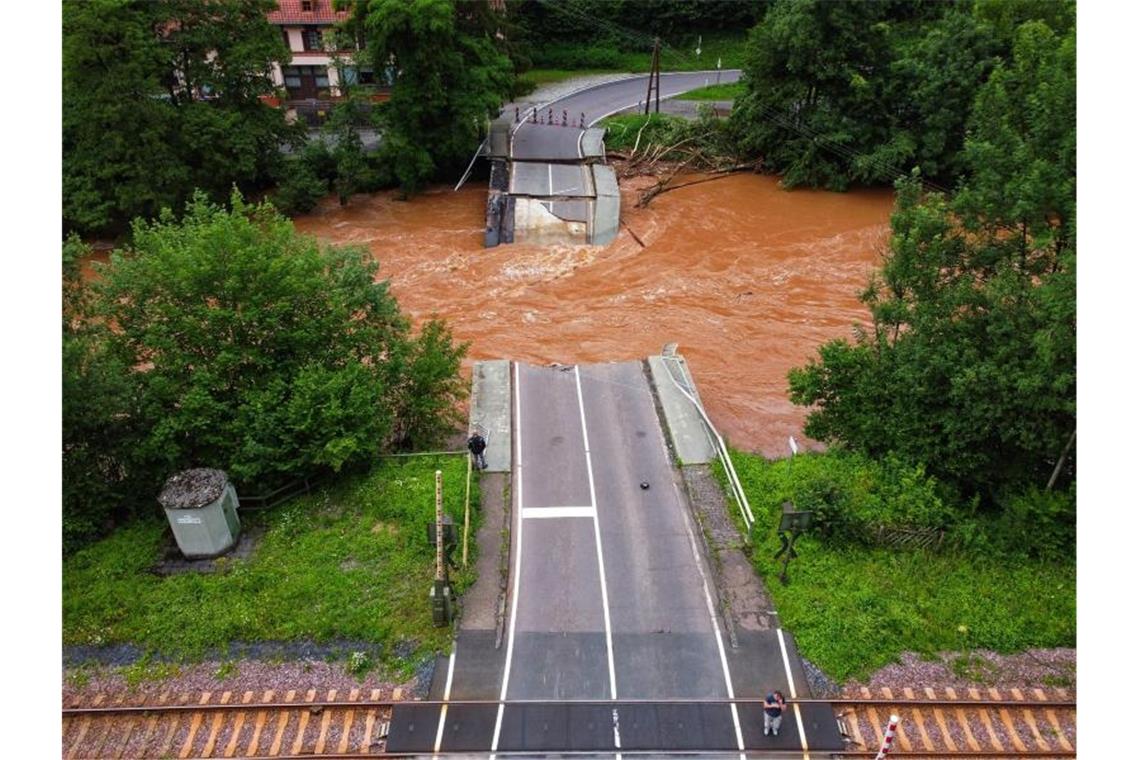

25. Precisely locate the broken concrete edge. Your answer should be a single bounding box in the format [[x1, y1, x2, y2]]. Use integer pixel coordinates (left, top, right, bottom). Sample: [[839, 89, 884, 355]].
[[646, 354, 717, 465], [590, 164, 620, 245], [581, 127, 606, 159]]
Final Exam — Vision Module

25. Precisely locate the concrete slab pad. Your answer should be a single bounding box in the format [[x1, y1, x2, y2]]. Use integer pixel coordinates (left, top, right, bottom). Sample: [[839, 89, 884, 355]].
[[545, 198, 589, 223], [581, 127, 606, 158], [509, 161, 594, 198], [513, 198, 588, 244], [469, 360, 511, 472], [647, 355, 716, 464], [590, 164, 620, 245]]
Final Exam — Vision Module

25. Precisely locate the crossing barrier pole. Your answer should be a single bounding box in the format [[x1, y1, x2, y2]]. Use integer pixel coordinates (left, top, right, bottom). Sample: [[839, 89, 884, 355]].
[[874, 714, 900, 760]]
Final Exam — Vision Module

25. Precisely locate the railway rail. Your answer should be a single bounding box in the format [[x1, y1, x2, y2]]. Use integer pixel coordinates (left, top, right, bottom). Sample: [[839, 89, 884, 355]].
[[62, 689, 394, 759], [62, 686, 1075, 758], [828, 686, 1076, 758]]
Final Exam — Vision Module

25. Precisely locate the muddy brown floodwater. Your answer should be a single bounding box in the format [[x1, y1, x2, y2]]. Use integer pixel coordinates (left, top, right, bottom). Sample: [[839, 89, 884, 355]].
[[291, 174, 893, 458]]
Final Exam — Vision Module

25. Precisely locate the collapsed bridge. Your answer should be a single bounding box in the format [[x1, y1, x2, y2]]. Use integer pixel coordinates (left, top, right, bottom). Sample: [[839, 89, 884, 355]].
[[478, 70, 741, 247]]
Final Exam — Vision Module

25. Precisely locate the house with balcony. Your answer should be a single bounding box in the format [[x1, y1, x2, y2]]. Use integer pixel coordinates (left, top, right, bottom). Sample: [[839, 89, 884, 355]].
[[266, 0, 388, 122]]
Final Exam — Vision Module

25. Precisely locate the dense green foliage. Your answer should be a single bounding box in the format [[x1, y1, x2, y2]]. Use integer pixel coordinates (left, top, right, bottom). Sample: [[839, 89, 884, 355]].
[[64, 457, 476, 669], [728, 450, 1075, 680], [346, 0, 514, 195], [64, 240, 137, 551], [788, 17, 1075, 505], [63, 0, 299, 235], [731, 0, 1073, 190], [514, 0, 766, 41], [63, 195, 467, 550], [518, 31, 749, 74]]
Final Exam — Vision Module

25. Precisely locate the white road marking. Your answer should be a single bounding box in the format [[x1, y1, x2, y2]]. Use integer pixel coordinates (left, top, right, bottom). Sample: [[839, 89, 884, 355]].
[[777, 628, 811, 759], [489, 362, 525, 758], [672, 480, 745, 758], [521, 506, 595, 519], [573, 365, 622, 756], [432, 645, 457, 754]]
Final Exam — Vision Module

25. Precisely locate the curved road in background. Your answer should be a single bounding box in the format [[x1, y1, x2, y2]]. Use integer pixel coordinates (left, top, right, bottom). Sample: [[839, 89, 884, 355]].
[[509, 70, 742, 161]]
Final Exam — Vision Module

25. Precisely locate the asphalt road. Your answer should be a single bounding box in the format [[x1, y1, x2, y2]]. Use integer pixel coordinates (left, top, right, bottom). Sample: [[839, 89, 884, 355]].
[[493, 360, 744, 751], [510, 70, 743, 162], [387, 359, 843, 754]]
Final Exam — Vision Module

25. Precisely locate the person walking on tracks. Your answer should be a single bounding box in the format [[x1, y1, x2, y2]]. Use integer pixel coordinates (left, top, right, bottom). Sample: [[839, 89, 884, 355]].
[[467, 431, 487, 470], [763, 690, 786, 736]]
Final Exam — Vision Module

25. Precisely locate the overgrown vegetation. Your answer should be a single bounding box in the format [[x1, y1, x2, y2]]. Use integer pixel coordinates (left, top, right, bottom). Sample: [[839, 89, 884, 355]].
[[344, 0, 514, 195], [731, 0, 1075, 190], [727, 450, 1075, 681], [511, 0, 758, 71], [788, 14, 1076, 506], [63, 456, 478, 672], [63, 0, 299, 236], [63, 194, 467, 551]]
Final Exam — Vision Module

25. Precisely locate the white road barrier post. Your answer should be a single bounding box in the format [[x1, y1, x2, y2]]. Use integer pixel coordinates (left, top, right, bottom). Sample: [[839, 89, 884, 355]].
[[874, 714, 900, 759]]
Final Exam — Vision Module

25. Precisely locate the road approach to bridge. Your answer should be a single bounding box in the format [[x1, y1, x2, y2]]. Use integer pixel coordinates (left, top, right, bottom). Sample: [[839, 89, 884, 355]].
[[388, 359, 843, 756]]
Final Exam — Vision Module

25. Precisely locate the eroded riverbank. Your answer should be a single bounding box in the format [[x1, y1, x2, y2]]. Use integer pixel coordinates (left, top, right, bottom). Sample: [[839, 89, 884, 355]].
[[290, 173, 892, 457]]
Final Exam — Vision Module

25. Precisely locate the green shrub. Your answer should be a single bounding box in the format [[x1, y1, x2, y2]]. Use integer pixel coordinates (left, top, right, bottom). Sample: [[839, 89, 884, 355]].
[[732, 450, 952, 547], [991, 485, 1076, 561], [272, 156, 328, 215], [299, 140, 337, 183]]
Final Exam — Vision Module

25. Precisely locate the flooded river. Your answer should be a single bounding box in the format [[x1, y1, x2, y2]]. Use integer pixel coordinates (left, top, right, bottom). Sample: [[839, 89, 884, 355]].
[[291, 174, 894, 458]]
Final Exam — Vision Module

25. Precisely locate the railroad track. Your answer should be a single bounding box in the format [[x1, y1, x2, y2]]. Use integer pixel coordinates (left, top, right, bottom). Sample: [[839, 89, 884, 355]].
[[62, 689, 395, 759], [63, 686, 1076, 758], [828, 686, 1076, 757]]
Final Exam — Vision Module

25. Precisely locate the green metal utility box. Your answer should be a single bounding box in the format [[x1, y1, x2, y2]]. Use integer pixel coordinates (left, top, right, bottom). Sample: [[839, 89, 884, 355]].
[[159, 468, 241, 559]]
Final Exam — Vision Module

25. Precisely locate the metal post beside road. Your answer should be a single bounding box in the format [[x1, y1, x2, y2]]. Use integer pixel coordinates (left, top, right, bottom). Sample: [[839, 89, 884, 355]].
[[430, 469, 453, 626]]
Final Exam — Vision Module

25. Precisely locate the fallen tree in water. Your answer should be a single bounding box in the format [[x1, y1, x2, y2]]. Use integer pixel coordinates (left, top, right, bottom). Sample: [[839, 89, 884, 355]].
[[636, 159, 762, 208]]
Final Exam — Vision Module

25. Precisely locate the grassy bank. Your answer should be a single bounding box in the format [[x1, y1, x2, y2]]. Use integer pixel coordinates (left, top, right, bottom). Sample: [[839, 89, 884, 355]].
[[676, 82, 745, 101], [63, 455, 477, 676], [598, 113, 688, 152], [725, 451, 1076, 682]]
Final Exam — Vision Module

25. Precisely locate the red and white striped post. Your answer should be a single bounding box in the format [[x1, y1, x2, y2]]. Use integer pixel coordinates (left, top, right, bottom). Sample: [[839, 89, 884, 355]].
[[874, 714, 900, 760]]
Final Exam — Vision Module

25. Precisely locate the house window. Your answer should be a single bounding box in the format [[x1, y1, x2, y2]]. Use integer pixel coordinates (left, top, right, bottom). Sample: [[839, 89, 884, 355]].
[[283, 66, 303, 89], [282, 65, 331, 99], [301, 1, 314, 11], [341, 67, 377, 86], [302, 27, 323, 51]]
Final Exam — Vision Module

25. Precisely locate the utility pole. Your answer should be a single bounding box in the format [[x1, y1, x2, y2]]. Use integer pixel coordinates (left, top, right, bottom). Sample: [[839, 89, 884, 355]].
[[644, 37, 661, 115]]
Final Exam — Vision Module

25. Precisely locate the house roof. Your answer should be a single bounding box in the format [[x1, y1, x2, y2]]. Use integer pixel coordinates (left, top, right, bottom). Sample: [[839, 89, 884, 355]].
[[267, 0, 350, 25]]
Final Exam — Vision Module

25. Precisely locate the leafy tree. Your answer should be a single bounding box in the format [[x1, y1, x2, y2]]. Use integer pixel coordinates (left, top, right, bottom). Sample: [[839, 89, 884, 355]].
[[348, 0, 513, 194], [72, 192, 468, 543], [271, 155, 329, 215], [731, 0, 906, 189], [731, 0, 1069, 190], [788, 20, 1075, 503], [325, 96, 375, 205], [63, 0, 299, 235], [63, 238, 137, 551]]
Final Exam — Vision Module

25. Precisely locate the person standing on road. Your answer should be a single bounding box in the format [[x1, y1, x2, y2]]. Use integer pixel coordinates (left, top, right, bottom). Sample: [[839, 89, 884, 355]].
[[467, 432, 487, 470], [763, 690, 786, 736]]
